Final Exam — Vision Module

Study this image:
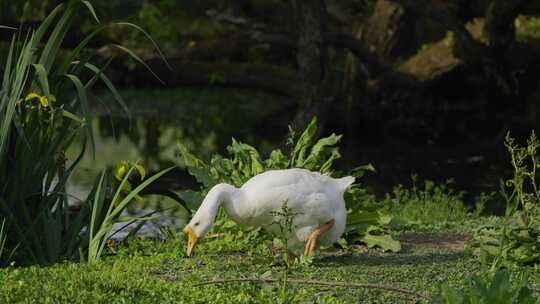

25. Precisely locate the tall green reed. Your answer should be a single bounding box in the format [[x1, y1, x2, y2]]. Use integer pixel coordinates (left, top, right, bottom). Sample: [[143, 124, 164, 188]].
[[0, 0, 169, 265], [87, 164, 172, 263], [0, 218, 8, 266]]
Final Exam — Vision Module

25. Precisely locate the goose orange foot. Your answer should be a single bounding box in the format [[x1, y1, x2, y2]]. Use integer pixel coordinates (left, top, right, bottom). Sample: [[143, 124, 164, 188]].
[[303, 219, 335, 256]]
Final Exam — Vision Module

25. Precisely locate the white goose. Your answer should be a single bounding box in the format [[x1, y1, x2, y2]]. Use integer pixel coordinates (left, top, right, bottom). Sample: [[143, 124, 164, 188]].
[[183, 168, 354, 257]]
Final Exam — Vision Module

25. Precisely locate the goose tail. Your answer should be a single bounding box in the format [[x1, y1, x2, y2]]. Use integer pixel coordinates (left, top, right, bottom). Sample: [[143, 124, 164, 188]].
[[335, 176, 355, 191]]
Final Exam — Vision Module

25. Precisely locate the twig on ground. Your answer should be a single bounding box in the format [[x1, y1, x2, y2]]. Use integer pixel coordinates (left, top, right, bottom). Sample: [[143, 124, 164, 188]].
[[206, 233, 226, 239], [193, 278, 431, 301]]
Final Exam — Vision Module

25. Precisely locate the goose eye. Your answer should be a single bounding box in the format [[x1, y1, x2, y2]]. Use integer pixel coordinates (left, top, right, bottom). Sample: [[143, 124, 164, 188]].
[[194, 222, 200, 227]]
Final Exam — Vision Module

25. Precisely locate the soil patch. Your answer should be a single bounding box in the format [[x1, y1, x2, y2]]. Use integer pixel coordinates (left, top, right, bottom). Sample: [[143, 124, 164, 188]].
[[399, 232, 471, 251]]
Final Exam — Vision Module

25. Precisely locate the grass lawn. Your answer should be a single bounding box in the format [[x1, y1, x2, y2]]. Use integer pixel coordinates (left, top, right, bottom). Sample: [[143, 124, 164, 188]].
[[4, 218, 537, 304]]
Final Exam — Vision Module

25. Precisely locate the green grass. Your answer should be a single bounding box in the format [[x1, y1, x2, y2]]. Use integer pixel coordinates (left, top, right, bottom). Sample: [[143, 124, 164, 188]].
[[0, 241, 471, 303], [380, 177, 480, 232], [4, 217, 536, 304]]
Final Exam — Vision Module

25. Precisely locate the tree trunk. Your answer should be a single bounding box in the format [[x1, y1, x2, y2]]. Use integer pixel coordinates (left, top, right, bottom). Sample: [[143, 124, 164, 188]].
[[483, 0, 529, 97], [294, 0, 329, 130], [484, 0, 528, 54]]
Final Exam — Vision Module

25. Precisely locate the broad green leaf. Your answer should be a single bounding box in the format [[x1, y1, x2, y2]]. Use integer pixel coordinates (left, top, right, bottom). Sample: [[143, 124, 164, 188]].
[[177, 142, 206, 168], [347, 210, 381, 227], [189, 167, 217, 189], [305, 133, 342, 163], [292, 117, 317, 166], [361, 234, 401, 252], [265, 149, 288, 169], [228, 139, 264, 177], [319, 149, 340, 173], [178, 191, 205, 209]]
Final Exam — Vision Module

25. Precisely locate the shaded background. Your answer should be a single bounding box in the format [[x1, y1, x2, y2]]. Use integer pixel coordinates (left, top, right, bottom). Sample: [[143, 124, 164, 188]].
[[2, 0, 540, 211]]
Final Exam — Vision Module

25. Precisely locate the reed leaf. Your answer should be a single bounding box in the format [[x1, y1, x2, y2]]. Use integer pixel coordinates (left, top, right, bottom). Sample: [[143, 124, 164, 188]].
[[64, 74, 94, 157], [109, 44, 165, 84]]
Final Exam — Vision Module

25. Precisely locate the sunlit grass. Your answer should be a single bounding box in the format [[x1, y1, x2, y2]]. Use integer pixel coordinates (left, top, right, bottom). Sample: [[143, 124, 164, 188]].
[[0, 226, 486, 304]]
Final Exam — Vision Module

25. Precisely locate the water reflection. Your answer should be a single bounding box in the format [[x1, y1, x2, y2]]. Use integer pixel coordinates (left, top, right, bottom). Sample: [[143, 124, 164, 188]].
[[66, 88, 284, 238]]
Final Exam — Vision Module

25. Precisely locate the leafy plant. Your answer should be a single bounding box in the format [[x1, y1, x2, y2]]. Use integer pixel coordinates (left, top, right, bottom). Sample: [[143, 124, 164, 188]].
[[432, 269, 537, 304], [0, 0, 167, 265], [177, 117, 400, 252], [473, 132, 540, 268], [344, 186, 401, 252]]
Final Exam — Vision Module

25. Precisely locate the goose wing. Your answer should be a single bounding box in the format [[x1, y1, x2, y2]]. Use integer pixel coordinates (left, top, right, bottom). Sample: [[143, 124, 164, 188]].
[[240, 169, 342, 225]]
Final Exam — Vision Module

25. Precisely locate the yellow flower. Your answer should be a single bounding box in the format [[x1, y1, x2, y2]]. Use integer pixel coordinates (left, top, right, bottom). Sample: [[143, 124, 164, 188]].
[[113, 160, 147, 206], [114, 161, 146, 181], [24, 92, 56, 109], [25, 92, 41, 102], [39, 96, 49, 107], [114, 161, 129, 181], [133, 163, 146, 180], [187, 40, 196, 48]]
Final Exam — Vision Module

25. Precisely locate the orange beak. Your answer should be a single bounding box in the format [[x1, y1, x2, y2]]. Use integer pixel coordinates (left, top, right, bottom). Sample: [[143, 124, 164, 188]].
[[183, 226, 198, 257]]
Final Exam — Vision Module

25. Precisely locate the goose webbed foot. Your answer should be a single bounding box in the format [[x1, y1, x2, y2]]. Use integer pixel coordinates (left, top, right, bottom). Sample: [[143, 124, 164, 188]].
[[303, 219, 335, 256]]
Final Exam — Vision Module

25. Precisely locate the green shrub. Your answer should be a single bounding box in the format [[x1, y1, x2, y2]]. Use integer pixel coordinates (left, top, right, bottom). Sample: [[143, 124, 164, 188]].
[[176, 117, 401, 252]]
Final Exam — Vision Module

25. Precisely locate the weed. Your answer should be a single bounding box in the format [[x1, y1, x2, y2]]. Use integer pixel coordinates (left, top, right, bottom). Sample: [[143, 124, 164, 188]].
[[473, 132, 540, 268], [270, 201, 302, 263], [269, 201, 304, 303]]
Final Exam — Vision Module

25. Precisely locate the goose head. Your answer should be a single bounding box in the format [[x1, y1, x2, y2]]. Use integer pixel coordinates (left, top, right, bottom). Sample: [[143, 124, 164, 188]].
[[182, 183, 237, 256], [183, 211, 214, 256]]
